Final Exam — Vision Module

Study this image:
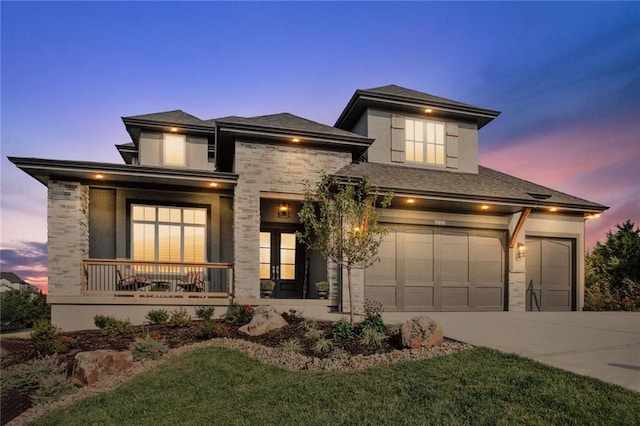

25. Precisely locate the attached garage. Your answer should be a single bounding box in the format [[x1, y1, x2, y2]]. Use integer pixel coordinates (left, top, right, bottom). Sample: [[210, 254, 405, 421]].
[[366, 225, 506, 311], [525, 238, 575, 311]]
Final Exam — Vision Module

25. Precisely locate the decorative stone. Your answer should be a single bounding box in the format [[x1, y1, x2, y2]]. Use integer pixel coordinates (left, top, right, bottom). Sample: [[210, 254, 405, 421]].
[[238, 305, 288, 336], [72, 350, 134, 387], [400, 316, 444, 349]]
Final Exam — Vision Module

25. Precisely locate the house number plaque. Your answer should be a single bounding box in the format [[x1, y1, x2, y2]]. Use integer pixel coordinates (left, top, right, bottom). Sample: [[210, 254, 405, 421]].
[[434, 219, 446, 226]]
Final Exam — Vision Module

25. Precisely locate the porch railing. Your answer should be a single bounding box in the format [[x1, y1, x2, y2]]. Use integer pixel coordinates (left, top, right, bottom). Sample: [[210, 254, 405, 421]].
[[82, 259, 233, 299]]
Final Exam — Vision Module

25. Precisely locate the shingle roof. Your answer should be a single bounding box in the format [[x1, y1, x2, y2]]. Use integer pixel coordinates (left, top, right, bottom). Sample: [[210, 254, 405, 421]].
[[334, 162, 607, 211], [123, 110, 208, 127], [0, 272, 26, 284], [215, 113, 370, 140], [363, 85, 489, 112]]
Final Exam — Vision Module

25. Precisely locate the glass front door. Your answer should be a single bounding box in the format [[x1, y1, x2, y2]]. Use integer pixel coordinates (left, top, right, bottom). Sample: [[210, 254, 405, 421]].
[[260, 228, 305, 298]]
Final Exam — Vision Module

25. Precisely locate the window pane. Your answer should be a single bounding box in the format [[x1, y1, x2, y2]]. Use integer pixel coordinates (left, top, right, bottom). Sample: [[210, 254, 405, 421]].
[[259, 264, 271, 280], [281, 233, 296, 250], [406, 141, 414, 161], [280, 264, 295, 280], [132, 205, 144, 221], [158, 225, 181, 262], [133, 223, 155, 261], [436, 146, 445, 165], [414, 121, 424, 142], [427, 144, 436, 164], [260, 232, 271, 248], [426, 122, 435, 143], [435, 123, 444, 145], [260, 248, 271, 264], [164, 134, 185, 166], [281, 248, 295, 264], [183, 226, 205, 263], [194, 210, 206, 224], [415, 143, 424, 162], [405, 119, 414, 140]]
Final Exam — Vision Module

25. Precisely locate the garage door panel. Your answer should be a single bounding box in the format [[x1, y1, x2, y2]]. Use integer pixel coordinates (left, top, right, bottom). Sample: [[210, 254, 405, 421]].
[[440, 232, 469, 282], [543, 290, 571, 311], [441, 287, 470, 309], [367, 232, 397, 285], [404, 231, 434, 283], [404, 287, 434, 310], [470, 235, 504, 284], [474, 287, 503, 309]]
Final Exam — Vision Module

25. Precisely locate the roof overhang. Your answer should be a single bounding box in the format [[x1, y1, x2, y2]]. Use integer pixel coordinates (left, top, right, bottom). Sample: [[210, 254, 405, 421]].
[[335, 90, 501, 130], [9, 157, 237, 191], [122, 117, 215, 145]]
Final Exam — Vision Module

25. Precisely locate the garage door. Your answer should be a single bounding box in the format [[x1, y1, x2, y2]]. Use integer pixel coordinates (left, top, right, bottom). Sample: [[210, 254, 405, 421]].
[[365, 226, 506, 311], [525, 238, 574, 311]]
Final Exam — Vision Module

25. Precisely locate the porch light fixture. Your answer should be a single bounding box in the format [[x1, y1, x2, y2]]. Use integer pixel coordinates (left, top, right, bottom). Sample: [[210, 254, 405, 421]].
[[517, 243, 526, 259], [170, 127, 179, 132], [407, 198, 415, 204], [549, 207, 558, 212], [278, 201, 290, 218], [481, 204, 490, 210], [209, 182, 218, 188], [94, 174, 104, 180], [291, 137, 301, 143], [424, 108, 433, 113]]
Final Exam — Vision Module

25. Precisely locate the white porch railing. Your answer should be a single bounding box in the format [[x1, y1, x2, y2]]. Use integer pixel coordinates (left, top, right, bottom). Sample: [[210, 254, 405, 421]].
[[82, 259, 233, 299]]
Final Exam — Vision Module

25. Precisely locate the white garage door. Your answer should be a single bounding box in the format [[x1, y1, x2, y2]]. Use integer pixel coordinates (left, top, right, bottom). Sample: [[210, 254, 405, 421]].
[[366, 225, 506, 311]]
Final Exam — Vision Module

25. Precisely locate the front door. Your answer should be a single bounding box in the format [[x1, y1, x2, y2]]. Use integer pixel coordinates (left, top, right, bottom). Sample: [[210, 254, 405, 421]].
[[259, 226, 305, 298]]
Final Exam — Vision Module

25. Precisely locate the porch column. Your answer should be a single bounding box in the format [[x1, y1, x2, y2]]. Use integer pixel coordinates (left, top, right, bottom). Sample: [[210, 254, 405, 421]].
[[508, 211, 527, 311]]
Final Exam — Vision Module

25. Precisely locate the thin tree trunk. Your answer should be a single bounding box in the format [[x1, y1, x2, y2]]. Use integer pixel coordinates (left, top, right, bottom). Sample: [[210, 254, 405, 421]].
[[347, 266, 354, 326]]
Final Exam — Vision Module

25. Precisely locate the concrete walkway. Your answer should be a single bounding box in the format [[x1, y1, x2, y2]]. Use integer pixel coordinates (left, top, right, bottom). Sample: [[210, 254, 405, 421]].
[[303, 309, 640, 392]]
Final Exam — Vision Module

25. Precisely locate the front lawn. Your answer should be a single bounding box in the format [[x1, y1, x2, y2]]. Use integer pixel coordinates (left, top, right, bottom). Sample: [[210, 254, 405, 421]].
[[33, 347, 640, 425]]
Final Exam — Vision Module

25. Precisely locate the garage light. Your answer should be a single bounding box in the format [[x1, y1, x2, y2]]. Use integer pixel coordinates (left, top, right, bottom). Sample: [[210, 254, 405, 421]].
[[278, 201, 290, 218], [170, 127, 179, 132], [94, 174, 104, 180], [585, 213, 600, 220], [292, 137, 301, 143], [481, 204, 490, 210], [517, 243, 526, 259], [549, 207, 558, 212], [407, 198, 415, 204], [209, 182, 218, 188], [424, 108, 433, 113]]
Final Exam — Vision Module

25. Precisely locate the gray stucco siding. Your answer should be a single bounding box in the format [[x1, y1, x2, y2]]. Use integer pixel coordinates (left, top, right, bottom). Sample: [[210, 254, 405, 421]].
[[138, 131, 214, 171]]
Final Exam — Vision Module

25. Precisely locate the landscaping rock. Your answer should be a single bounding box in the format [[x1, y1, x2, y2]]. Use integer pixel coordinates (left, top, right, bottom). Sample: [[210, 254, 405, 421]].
[[400, 316, 444, 349], [71, 350, 134, 387], [238, 306, 288, 336]]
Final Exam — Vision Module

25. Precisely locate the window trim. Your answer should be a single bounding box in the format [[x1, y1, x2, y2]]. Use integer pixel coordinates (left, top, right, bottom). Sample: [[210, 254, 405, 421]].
[[163, 133, 186, 166], [405, 118, 446, 166]]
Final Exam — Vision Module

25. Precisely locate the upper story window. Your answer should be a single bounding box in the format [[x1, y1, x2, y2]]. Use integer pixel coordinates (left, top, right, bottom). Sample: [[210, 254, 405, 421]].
[[163, 133, 186, 166], [405, 118, 445, 165]]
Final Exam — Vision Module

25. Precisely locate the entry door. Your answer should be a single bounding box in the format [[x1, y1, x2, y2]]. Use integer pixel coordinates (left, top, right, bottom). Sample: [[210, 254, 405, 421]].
[[259, 228, 305, 298], [526, 238, 574, 311]]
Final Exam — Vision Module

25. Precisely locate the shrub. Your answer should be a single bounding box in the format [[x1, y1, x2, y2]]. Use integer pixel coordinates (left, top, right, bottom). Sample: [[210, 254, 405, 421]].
[[331, 318, 354, 341], [357, 316, 388, 336], [1, 356, 61, 395], [194, 306, 215, 321], [281, 309, 304, 324], [94, 314, 111, 329], [359, 326, 387, 347], [298, 318, 317, 331], [313, 338, 334, 355], [130, 334, 168, 360], [32, 374, 76, 405], [223, 303, 254, 326], [31, 320, 74, 354], [197, 322, 229, 339], [145, 309, 169, 325], [363, 299, 384, 319], [168, 308, 192, 328], [330, 348, 349, 360], [280, 338, 303, 353], [94, 315, 131, 336], [0, 288, 50, 332]]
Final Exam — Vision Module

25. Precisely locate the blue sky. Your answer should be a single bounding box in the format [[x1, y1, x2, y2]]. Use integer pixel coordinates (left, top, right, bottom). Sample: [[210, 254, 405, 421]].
[[1, 1, 639, 290]]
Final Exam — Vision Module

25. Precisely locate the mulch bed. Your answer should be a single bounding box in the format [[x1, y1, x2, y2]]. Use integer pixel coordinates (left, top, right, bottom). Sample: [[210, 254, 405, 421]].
[[1, 318, 403, 424]]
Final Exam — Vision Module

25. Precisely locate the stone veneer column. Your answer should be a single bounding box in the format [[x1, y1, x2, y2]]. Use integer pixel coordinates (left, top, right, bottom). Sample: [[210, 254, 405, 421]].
[[233, 142, 352, 302], [508, 211, 526, 311], [48, 181, 89, 296]]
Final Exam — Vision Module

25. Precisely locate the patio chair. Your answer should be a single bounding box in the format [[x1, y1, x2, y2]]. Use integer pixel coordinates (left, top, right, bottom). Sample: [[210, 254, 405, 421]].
[[177, 272, 205, 292], [116, 270, 152, 291]]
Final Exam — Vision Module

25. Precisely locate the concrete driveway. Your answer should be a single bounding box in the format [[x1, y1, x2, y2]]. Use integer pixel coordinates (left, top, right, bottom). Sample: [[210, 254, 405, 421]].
[[380, 311, 640, 392]]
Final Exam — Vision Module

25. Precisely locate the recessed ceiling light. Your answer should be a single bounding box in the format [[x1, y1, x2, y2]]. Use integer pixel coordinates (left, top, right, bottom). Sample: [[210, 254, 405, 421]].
[[292, 137, 300, 143], [549, 207, 558, 212], [170, 127, 179, 132], [95, 174, 104, 179], [481, 204, 490, 210], [209, 182, 218, 187], [424, 108, 433, 113], [407, 198, 415, 204]]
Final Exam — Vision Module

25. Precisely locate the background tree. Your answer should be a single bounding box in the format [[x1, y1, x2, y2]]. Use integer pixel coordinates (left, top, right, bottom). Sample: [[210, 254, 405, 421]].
[[297, 173, 393, 325], [0, 288, 50, 332], [585, 220, 640, 311]]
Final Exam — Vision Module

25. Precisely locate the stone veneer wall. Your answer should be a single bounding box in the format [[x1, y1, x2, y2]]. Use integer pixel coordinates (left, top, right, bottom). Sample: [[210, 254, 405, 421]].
[[48, 181, 89, 296], [233, 141, 352, 300]]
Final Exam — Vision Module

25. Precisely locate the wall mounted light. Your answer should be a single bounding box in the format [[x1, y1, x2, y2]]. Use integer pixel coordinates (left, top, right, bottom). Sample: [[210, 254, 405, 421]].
[[278, 201, 290, 218], [517, 243, 526, 259]]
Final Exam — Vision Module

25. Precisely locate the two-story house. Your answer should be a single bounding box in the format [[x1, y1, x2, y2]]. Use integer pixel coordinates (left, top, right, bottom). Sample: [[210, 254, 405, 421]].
[[10, 85, 607, 330]]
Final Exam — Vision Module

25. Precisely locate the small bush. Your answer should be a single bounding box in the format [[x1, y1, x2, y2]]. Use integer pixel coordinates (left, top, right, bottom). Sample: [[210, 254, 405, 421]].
[[304, 327, 323, 341], [94, 315, 131, 336], [298, 318, 317, 331], [31, 320, 74, 354], [1, 356, 61, 395], [197, 322, 229, 339], [363, 299, 384, 319], [281, 309, 304, 324], [145, 309, 169, 325], [94, 315, 110, 328], [223, 303, 254, 326], [194, 306, 215, 321], [331, 318, 354, 341], [130, 334, 168, 360], [357, 316, 388, 336], [330, 348, 349, 360], [313, 338, 334, 355], [280, 338, 303, 353], [32, 374, 76, 405], [168, 308, 192, 328], [359, 326, 387, 347]]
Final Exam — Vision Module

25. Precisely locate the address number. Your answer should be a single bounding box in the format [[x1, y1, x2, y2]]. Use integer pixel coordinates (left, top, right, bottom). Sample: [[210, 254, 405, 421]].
[[434, 220, 446, 226]]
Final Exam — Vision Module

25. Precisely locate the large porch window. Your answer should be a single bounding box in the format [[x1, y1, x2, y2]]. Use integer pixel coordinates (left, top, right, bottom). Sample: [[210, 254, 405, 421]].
[[131, 205, 206, 264]]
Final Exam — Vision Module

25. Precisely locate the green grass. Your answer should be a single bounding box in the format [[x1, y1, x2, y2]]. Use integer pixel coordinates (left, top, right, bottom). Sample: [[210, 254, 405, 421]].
[[34, 347, 639, 425]]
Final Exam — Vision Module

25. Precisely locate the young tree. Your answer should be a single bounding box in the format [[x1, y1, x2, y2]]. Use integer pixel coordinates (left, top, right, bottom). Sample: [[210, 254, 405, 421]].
[[297, 173, 393, 325], [585, 220, 640, 310]]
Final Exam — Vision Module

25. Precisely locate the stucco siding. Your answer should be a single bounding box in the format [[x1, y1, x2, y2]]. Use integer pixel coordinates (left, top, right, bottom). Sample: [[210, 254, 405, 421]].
[[138, 131, 214, 171]]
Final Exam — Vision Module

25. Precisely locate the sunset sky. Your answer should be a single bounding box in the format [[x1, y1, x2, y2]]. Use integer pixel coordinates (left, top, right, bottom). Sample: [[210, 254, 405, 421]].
[[1, 2, 639, 292]]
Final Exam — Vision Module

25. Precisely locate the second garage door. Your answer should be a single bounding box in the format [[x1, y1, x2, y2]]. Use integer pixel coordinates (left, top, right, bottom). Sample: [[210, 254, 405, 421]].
[[366, 225, 506, 311]]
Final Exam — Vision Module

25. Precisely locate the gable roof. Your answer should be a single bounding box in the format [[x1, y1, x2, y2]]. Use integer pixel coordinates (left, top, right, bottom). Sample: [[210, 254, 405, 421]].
[[334, 162, 607, 213], [123, 110, 207, 127], [1, 272, 26, 284], [335, 84, 501, 130]]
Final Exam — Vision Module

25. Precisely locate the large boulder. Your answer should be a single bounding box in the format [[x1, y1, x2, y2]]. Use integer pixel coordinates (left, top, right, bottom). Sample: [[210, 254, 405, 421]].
[[400, 316, 444, 349], [72, 350, 134, 387], [239, 305, 288, 336]]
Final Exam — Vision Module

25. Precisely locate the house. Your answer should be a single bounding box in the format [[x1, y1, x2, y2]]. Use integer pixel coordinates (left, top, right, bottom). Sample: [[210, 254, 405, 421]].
[[9, 85, 607, 330], [0, 272, 40, 293]]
